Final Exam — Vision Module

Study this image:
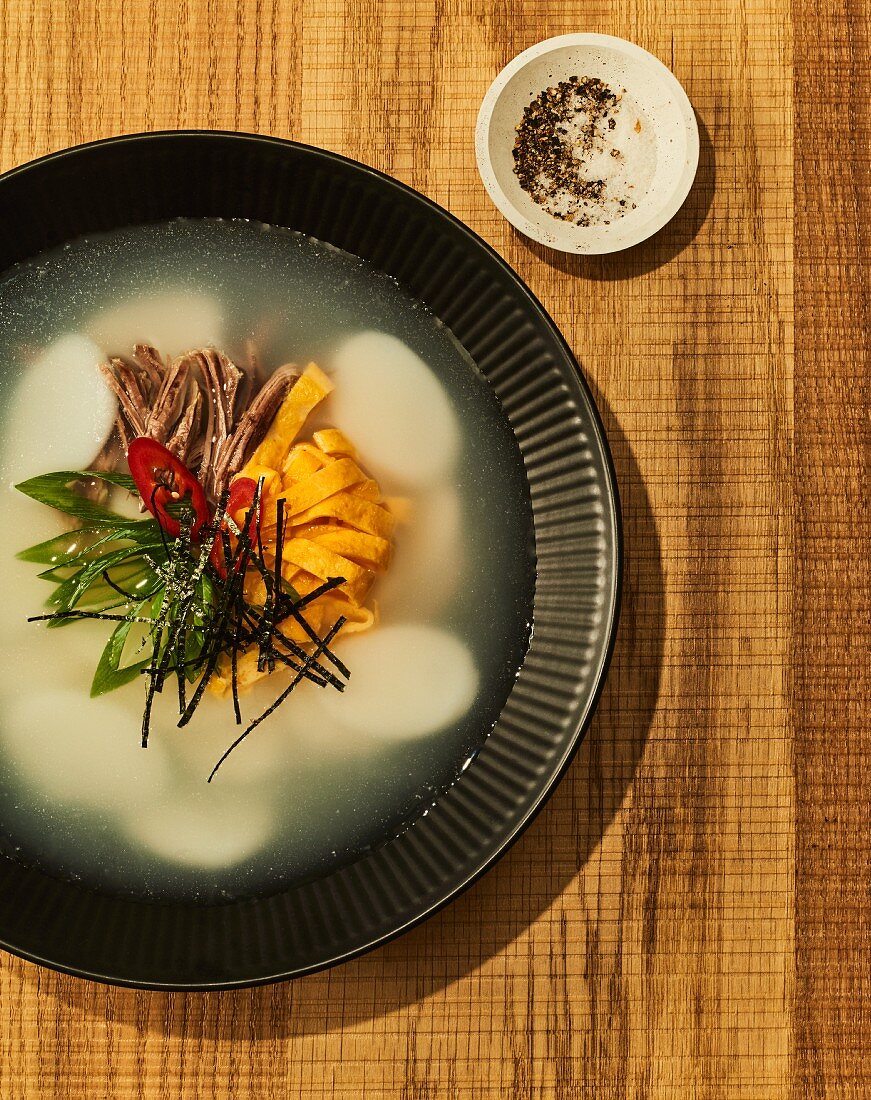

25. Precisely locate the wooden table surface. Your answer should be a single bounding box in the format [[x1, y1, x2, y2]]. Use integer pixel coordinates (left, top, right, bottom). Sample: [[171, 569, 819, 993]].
[[0, 1, 867, 1097]]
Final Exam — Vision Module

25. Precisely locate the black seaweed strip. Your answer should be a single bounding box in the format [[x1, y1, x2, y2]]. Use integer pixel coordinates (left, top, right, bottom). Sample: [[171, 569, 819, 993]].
[[238, 607, 335, 688], [284, 602, 351, 680], [100, 570, 140, 602], [208, 615, 346, 782], [288, 575, 346, 612], [142, 505, 206, 742], [141, 485, 179, 743], [268, 498, 286, 675], [176, 526, 256, 726], [230, 601, 243, 725], [262, 647, 337, 688], [28, 610, 154, 624]]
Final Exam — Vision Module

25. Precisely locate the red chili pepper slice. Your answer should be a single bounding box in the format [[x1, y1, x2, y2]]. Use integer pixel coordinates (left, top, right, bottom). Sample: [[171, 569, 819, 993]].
[[127, 437, 210, 542], [209, 477, 261, 578], [226, 478, 259, 538]]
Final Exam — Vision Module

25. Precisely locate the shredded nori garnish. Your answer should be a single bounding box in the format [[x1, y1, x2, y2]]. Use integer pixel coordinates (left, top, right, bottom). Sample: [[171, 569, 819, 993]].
[[100, 570, 146, 602], [207, 614, 347, 783], [26, 474, 352, 776]]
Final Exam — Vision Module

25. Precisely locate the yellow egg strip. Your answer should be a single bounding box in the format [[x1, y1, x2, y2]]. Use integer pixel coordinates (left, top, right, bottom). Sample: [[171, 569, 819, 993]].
[[312, 428, 357, 458], [352, 479, 382, 501], [240, 362, 333, 473], [277, 595, 375, 645], [338, 603, 375, 633], [213, 361, 394, 697], [280, 537, 375, 606], [281, 446, 326, 481], [291, 492, 395, 539], [307, 526, 392, 570], [278, 457, 367, 516]]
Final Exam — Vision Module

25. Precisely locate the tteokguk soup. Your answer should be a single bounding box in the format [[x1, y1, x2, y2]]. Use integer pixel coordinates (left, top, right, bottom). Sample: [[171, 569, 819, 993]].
[[0, 219, 534, 901]]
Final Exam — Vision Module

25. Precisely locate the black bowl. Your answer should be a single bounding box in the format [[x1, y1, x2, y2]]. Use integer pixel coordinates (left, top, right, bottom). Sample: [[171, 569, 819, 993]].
[[0, 132, 621, 988]]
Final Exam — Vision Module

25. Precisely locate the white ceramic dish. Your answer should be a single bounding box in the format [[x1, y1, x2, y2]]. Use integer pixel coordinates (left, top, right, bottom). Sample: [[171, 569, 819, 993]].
[[476, 34, 699, 255]]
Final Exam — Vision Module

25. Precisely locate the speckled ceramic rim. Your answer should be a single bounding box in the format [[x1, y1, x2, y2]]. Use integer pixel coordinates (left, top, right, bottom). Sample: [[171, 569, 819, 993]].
[[476, 33, 700, 254], [0, 131, 621, 988]]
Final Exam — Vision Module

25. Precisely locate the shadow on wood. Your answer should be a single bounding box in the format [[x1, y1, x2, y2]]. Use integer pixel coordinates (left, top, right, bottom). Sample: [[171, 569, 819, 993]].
[[31, 387, 664, 1039]]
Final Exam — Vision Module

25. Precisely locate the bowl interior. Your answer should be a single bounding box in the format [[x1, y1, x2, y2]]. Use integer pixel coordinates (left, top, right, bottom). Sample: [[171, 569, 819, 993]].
[[0, 133, 620, 987], [479, 36, 698, 253]]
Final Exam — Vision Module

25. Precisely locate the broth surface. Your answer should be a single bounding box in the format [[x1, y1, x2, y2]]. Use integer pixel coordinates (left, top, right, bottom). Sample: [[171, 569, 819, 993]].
[[0, 219, 534, 900]]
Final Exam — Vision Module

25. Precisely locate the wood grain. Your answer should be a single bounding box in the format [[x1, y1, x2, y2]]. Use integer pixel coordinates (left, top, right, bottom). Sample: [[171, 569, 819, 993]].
[[0, 0, 862, 1096], [795, 0, 871, 1095]]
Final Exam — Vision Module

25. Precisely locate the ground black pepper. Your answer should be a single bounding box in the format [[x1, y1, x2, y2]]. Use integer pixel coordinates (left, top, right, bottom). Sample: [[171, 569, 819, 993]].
[[513, 75, 633, 227]]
